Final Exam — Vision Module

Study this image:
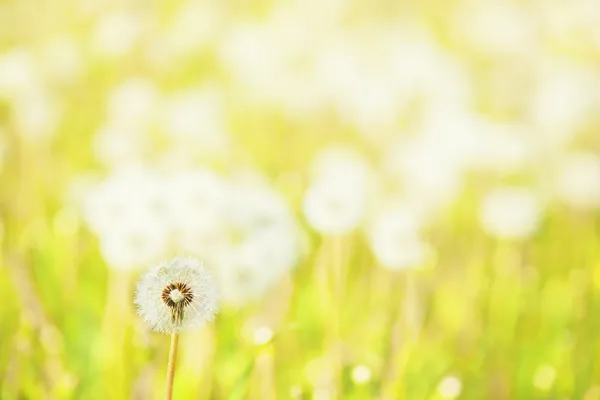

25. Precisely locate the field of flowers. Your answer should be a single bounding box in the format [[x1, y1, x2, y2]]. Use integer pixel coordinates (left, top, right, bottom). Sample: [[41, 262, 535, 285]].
[[1, 0, 600, 399]]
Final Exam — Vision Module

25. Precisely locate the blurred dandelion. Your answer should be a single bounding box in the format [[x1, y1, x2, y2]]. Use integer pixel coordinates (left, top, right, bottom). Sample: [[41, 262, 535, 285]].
[[556, 152, 600, 210], [12, 90, 60, 142], [214, 175, 300, 304], [529, 61, 600, 144], [107, 77, 159, 128], [39, 36, 84, 84], [368, 206, 431, 270], [480, 187, 542, 240], [160, 87, 230, 155], [92, 12, 146, 58], [83, 167, 170, 270], [437, 375, 462, 399], [0, 48, 40, 100], [351, 365, 372, 385], [303, 146, 371, 235]]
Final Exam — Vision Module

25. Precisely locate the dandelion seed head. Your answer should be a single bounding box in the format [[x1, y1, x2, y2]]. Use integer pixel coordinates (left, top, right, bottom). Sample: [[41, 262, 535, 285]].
[[135, 257, 219, 333]]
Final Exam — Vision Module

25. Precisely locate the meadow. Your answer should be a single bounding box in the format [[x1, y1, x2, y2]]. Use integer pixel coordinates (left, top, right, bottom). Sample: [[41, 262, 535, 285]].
[[1, 0, 600, 399]]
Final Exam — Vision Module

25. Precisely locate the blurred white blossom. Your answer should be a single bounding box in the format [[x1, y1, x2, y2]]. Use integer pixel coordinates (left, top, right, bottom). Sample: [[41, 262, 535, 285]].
[[40, 37, 84, 84], [437, 375, 462, 399], [556, 152, 600, 210], [92, 123, 151, 167], [368, 206, 431, 270], [456, 2, 537, 55], [219, 25, 288, 93], [99, 214, 169, 270], [166, 169, 228, 258], [161, 2, 222, 58], [213, 175, 300, 304], [480, 187, 542, 239], [92, 12, 146, 57], [160, 87, 229, 154], [529, 61, 600, 143], [303, 146, 371, 235], [0, 49, 40, 100], [83, 167, 170, 270], [350, 365, 372, 384], [470, 122, 533, 174], [385, 135, 464, 215], [81, 166, 299, 300], [107, 77, 159, 128], [12, 88, 61, 142]]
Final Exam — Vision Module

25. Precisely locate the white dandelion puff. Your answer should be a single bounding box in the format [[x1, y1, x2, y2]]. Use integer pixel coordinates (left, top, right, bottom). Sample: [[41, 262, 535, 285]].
[[303, 145, 371, 235], [134, 257, 219, 334], [368, 206, 431, 270], [556, 152, 600, 210], [480, 187, 542, 240]]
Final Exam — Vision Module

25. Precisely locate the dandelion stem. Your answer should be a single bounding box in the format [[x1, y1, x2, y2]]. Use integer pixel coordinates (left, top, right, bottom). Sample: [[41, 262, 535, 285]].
[[165, 333, 179, 400]]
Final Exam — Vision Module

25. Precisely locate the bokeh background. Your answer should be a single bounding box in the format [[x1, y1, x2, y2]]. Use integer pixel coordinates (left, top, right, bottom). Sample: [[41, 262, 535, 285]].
[[1, 0, 600, 399]]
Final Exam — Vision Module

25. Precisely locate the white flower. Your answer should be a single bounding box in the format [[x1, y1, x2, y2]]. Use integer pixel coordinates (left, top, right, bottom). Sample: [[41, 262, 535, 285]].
[[529, 62, 600, 143], [40, 36, 84, 84], [12, 88, 61, 142], [107, 78, 159, 128], [351, 365, 372, 384], [385, 135, 464, 215], [160, 87, 229, 154], [368, 206, 430, 270], [480, 187, 542, 239], [556, 152, 600, 210], [82, 167, 171, 270], [98, 214, 169, 270], [0, 49, 40, 100], [303, 181, 365, 235], [162, 2, 220, 58], [469, 122, 533, 174], [83, 167, 167, 236], [437, 375, 462, 399], [218, 25, 287, 91], [134, 257, 218, 334], [303, 146, 371, 235], [92, 122, 150, 167], [212, 176, 300, 304], [166, 169, 229, 259], [92, 12, 145, 57], [455, 2, 536, 55]]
